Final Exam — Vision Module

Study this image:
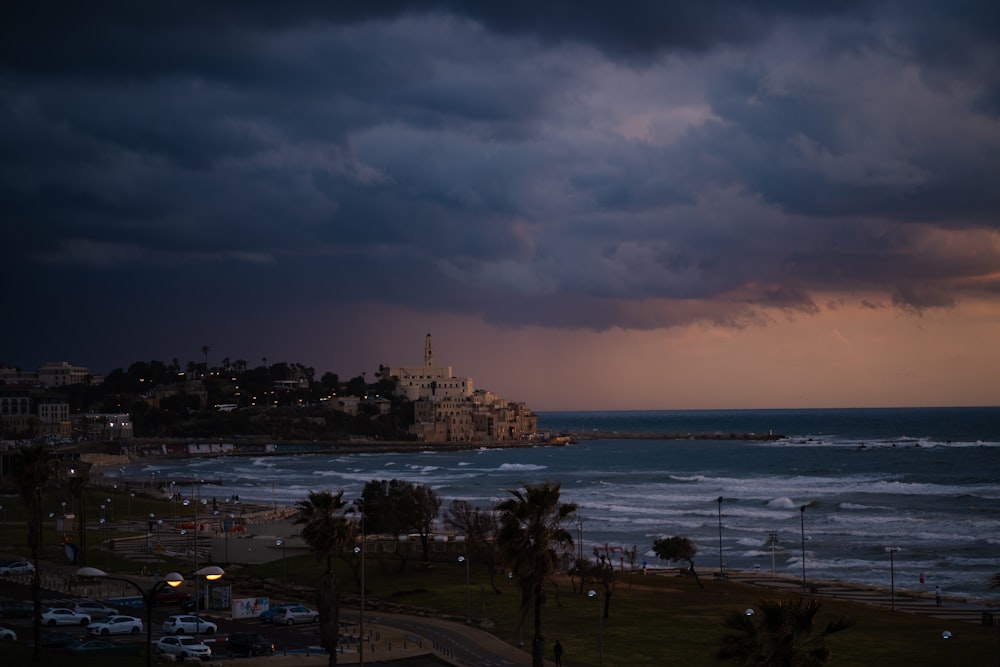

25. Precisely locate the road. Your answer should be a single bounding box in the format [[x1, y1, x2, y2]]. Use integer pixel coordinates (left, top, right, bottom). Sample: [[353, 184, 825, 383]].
[[0, 573, 538, 666]]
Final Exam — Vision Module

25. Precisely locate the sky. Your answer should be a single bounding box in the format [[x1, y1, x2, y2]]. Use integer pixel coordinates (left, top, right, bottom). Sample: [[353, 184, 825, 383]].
[[2, 1, 1000, 411]]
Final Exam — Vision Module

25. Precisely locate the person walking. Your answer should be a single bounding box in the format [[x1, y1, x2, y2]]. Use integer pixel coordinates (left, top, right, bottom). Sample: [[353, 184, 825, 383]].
[[553, 639, 563, 666], [934, 585, 942, 606]]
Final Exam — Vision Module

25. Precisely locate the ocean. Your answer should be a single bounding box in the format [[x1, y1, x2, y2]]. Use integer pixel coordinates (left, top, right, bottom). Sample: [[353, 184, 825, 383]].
[[118, 406, 1000, 602]]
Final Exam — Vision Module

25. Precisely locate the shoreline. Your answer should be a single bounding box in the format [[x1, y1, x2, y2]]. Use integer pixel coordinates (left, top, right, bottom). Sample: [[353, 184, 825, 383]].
[[118, 430, 785, 461]]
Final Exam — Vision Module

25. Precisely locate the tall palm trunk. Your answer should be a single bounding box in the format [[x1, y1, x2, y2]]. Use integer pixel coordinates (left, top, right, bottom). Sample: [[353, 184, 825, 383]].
[[531, 584, 545, 667], [317, 570, 339, 666]]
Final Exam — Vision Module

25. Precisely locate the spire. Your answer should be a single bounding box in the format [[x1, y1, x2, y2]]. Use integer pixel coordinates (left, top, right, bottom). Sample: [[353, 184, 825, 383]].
[[425, 333, 433, 367]]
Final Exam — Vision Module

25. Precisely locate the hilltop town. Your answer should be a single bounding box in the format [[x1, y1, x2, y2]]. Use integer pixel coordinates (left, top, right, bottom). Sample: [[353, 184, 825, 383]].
[[0, 334, 538, 452]]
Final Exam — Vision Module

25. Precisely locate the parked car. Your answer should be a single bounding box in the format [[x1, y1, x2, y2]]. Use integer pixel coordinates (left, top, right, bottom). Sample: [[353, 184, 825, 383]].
[[0, 598, 33, 618], [227, 631, 274, 657], [258, 602, 298, 623], [155, 589, 192, 605], [41, 607, 91, 626], [0, 626, 16, 641], [87, 615, 143, 636], [180, 596, 207, 613], [41, 630, 80, 648], [63, 639, 142, 656], [73, 600, 118, 619], [155, 635, 213, 660], [274, 604, 319, 625], [162, 614, 217, 635], [0, 561, 34, 576]]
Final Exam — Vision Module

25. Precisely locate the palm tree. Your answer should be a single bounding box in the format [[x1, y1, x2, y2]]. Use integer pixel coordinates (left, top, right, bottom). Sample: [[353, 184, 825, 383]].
[[291, 490, 355, 666], [717, 597, 854, 666], [13, 444, 54, 661], [495, 481, 577, 667]]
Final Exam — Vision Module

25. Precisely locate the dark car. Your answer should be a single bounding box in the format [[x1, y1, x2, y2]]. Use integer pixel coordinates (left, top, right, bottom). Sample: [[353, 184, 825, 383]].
[[63, 638, 142, 656], [155, 589, 192, 605], [41, 630, 81, 648], [227, 631, 275, 657], [180, 597, 207, 613], [0, 598, 33, 618]]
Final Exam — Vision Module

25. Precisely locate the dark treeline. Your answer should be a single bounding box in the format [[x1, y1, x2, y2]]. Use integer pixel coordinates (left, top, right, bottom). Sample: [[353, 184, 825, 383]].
[[56, 358, 413, 441]]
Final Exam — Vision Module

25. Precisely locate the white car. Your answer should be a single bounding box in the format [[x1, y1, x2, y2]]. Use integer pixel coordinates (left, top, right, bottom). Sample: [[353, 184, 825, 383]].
[[73, 600, 118, 619], [162, 614, 217, 635], [88, 615, 143, 636], [0, 561, 34, 576], [0, 626, 16, 641], [41, 607, 91, 626], [274, 604, 319, 625], [155, 635, 213, 660]]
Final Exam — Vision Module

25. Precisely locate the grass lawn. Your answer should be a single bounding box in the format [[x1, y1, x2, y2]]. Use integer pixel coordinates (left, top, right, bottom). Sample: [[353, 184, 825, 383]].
[[2, 487, 997, 666]]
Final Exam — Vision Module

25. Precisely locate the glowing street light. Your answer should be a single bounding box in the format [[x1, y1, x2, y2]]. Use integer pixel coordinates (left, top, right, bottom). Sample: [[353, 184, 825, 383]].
[[77, 567, 184, 667], [587, 589, 604, 667]]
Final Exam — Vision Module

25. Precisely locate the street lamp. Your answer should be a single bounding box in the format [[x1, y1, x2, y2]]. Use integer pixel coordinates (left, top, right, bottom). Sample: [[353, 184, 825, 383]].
[[587, 589, 603, 667], [355, 508, 366, 666], [77, 566, 184, 667], [128, 492, 134, 523], [799, 505, 807, 590], [716, 496, 724, 579], [145, 513, 154, 574], [766, 532, 778, 577], [225, 513, 234, 562], [99, 504, 108, 570], [276, 539, 287, 589], [458, 555, 471, 624], [888, 547, 899, 611]]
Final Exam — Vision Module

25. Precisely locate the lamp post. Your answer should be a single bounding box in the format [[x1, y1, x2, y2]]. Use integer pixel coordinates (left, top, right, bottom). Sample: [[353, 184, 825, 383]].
[[587, 589, 603, 667], [225, 513, 234, 563], [716, 496, 724, 579], [799, 505, 807, 590], [458, 555, 471, 624], [888, 547, 898, 611], [356, 508, 365, 666], [128, 492, 134, 524], [99, 504, 108, 570], [76, 566, 185, 667], [145, 513, 154, 574], [276, 539, 287, 589], [766, 532, 778, 577]]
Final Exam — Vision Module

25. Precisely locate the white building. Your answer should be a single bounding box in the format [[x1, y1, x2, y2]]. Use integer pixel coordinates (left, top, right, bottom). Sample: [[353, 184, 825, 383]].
[[383, 333, 474, 401], [37, 361, 90, 387]]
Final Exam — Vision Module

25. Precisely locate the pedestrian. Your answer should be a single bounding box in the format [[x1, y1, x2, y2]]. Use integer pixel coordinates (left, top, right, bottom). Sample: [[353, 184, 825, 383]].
[[935, 585, 942, 606], [553, 639, 563, 666]]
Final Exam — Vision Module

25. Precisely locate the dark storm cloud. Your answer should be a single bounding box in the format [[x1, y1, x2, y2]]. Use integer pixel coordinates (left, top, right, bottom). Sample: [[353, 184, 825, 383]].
[[3, 1, 1000, 370]]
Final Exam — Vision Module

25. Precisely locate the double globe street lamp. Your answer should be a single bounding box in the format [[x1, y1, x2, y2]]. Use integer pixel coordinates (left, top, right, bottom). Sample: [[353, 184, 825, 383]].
[[76, 565, 224, 667]]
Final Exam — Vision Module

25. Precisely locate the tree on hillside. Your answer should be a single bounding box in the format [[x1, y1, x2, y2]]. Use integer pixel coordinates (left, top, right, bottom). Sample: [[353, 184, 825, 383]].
[[292, 490, 355, 666], [717, 597, 853, 666], [13, 444, 54, 662], [444, 499, 502, 594], [496, 481, 577, 667], [652, 535, 704, 589]]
